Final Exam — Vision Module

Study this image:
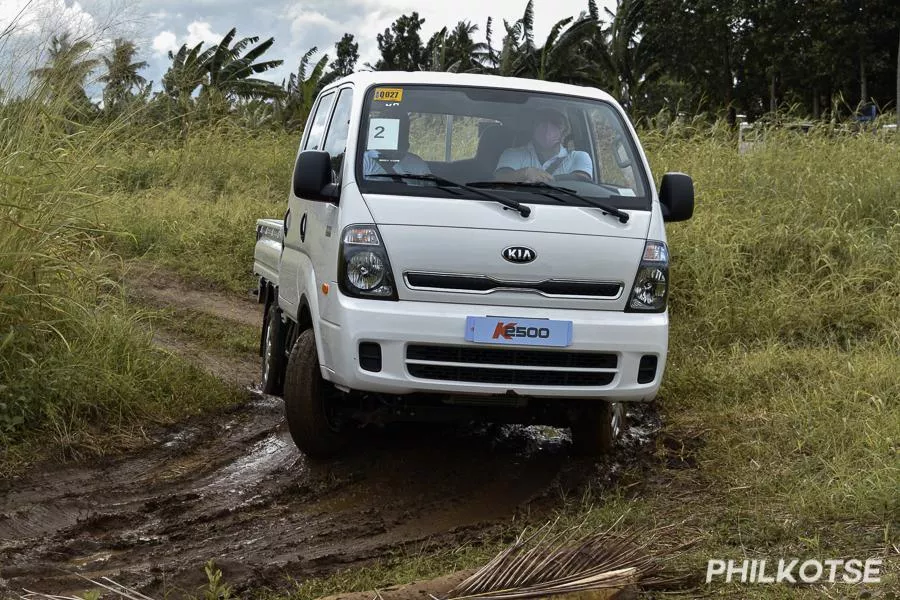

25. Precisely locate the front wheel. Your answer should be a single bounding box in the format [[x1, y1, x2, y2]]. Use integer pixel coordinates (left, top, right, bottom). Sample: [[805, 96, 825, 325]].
[[570, 402, 626, 456], [283, 329, 349, 458]]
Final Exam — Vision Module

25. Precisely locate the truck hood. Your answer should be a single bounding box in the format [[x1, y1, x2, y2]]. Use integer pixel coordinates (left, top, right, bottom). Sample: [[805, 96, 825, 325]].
[[362, 194, 651, 311]]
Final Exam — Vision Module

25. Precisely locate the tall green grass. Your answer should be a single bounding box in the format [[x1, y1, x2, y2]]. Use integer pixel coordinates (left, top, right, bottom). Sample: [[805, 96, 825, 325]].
[[0, 85, 241, 472], [93, 123, 297, 292]]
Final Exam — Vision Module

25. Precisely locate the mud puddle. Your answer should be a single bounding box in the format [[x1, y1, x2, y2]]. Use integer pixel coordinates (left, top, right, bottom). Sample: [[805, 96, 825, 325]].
[[0, 398, 623, 597], [0, 266, 660, 597]]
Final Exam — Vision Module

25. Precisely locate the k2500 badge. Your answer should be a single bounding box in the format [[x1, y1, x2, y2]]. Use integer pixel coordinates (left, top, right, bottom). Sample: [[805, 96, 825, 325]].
[[492, 322, 551, 339], [465, 316, 572, 347]]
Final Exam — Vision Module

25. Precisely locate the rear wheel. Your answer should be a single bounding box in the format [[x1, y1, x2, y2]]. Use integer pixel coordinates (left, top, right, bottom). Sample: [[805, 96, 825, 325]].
[[283, 329, 349, 458], [570, 401, 625, 456], [260, 302, 285, 395]]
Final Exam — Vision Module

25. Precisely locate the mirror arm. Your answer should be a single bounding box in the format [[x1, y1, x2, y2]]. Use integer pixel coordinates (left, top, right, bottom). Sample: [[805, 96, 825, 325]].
[[320, 183, 341, 203], [659, 201, 671, 220]]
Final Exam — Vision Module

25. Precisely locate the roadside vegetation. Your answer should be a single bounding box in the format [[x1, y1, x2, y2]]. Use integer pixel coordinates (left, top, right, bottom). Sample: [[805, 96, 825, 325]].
[[10, 113, 895, 598], [1, 0, 898, 596]]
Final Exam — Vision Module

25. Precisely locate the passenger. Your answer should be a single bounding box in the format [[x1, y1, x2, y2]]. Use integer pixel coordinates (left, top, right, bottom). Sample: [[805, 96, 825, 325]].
[[362, 110, 431, 178], [494, 108, 593, 183]]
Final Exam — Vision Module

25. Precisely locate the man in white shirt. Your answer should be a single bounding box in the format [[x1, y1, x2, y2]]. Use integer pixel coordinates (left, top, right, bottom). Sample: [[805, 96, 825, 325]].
[[494, 108, 593, 183]]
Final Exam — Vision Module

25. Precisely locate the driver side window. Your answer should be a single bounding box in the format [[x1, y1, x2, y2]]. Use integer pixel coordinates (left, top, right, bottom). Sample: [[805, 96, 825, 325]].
[[322, 88, 354, 180], [304, 92, 335, 151]]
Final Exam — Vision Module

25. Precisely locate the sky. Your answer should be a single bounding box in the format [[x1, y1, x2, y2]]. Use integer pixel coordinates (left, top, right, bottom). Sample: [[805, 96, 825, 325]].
[[0, 0, 615, 94]]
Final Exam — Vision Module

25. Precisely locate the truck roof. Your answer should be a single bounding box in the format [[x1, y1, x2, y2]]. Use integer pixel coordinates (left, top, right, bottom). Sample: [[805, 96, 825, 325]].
[[323, 71, 617, 104]]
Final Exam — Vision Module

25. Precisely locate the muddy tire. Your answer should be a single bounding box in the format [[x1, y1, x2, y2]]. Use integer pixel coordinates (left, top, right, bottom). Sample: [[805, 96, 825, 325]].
[[570, 401, 625, 456], [261, 302, 285, 395], [283, 329, 349, 458]]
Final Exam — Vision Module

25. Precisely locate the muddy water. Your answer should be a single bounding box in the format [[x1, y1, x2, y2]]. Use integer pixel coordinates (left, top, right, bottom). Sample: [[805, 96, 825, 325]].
[[0, 391, 655, 597]]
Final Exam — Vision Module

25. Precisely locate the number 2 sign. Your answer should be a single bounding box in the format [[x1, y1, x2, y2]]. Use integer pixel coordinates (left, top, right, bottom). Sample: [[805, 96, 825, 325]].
[[367, 118, 400, 150]]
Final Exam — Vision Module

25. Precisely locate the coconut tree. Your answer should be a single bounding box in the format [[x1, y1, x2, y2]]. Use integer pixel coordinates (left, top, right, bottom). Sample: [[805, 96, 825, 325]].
[[29, 33, 99, 117], [98, 38, 148, 116]]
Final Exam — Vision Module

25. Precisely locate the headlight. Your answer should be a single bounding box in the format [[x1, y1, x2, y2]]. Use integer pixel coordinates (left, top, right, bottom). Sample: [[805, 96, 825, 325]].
[[347, 251, 385, 290], [626, 240, 669, 312], [338, 225, 398, 300]]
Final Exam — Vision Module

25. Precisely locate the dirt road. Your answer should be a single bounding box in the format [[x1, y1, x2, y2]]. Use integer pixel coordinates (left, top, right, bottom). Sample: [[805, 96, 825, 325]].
[[0, 266, 657, 597]]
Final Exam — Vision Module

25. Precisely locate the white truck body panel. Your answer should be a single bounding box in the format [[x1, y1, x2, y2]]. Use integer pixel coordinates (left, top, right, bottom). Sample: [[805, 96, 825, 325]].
[[253, 71, 687, 403]]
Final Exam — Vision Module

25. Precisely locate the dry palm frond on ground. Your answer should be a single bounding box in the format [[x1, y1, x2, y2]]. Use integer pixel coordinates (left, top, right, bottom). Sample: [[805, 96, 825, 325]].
[[447, 521, 657, 600]]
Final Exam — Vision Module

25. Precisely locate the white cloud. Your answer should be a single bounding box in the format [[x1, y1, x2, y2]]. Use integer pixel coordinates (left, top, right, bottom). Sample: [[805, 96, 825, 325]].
[[149, 20, 222, 57], [288, 9, 338, 35], [0, 0, 96, 38], [152, 30, 178, 55], [185, 20, 221, 47]]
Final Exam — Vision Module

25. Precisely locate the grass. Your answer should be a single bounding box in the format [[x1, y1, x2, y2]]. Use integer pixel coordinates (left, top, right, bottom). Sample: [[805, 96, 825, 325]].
[[2, 75, 897, 596], [0, 100, 245, 473], [243, 125, 896, 598], [94, 124, 296, 293]]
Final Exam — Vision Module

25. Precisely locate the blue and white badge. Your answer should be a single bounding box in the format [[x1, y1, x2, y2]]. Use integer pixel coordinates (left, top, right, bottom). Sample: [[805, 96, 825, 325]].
[[465, 316, 573, 347]]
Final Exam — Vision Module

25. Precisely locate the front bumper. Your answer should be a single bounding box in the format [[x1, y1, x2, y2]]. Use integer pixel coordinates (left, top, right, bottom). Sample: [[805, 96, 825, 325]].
[[317, 296, 667, 401]]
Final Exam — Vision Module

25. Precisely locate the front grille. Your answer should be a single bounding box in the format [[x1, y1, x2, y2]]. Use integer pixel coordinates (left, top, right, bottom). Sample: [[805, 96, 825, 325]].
[[406, 344, 617, 387], [405, 273, 622, 299], [407, 344, 617, 369]]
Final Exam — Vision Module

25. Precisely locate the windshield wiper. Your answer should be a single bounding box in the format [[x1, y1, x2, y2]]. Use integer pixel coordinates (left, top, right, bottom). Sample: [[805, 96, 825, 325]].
[[467, 180, 630, 224], [366, 173, 531, 217]]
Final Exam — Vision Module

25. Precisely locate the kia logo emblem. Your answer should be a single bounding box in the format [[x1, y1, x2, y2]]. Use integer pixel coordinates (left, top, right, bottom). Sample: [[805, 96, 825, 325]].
[[502, 246, 536, 264]]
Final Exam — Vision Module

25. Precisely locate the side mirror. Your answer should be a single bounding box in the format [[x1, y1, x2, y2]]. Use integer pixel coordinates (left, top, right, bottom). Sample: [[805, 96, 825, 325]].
[[659, 172, 694, 222], [293, 150, 338, 201]]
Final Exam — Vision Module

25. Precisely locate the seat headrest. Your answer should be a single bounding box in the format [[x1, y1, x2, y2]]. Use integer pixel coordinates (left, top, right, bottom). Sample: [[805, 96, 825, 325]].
[[476, 125, 515, 162]]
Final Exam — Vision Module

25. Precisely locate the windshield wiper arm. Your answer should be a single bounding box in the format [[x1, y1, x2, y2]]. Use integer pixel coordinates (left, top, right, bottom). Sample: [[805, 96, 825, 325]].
[[366, 173, 531, 217], [467, 180, 630, 224]]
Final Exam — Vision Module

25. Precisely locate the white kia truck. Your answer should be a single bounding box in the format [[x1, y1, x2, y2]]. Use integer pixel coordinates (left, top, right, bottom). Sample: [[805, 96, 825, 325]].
[[253, 72, 693, 457]]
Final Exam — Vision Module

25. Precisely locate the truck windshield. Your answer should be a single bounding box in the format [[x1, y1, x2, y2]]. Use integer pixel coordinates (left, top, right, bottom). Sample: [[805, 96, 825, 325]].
[[356, 84, 649, 210]]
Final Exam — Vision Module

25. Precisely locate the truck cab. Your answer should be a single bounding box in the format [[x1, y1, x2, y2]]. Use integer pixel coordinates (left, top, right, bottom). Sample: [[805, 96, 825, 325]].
[[253, 71, 694, 457]]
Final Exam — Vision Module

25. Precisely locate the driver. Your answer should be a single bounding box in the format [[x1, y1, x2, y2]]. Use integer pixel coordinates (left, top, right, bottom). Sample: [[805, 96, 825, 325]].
[[494, 108, 593, 183]]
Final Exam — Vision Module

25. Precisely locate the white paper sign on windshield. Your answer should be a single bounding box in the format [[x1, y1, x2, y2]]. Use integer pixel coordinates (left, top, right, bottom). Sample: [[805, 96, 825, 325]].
[[367, 118, 400, 150]]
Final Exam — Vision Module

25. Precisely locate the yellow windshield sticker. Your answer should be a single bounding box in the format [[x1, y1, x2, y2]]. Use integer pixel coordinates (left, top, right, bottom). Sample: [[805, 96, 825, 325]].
[[373, 87, 403, 102]]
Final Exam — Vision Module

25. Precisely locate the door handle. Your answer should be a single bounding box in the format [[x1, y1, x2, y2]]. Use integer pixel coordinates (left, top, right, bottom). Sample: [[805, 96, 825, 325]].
[[299, 212, 308, 243]]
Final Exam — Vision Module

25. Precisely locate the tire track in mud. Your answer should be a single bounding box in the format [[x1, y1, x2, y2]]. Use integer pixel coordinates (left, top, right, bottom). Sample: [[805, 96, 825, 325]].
[[0, 266, 655, 597]]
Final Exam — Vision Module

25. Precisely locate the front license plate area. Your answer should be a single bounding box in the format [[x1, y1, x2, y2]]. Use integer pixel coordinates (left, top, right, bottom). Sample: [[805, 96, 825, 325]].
[[465, 316, 573, 347]]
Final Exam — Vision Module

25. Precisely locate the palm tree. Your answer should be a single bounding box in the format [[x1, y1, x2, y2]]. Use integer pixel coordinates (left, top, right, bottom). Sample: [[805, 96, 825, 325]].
[[98, 38, 148, 115], [162, 28, 283, 104], [496, 0, 538, 77], [484, 0, 596, 83], [588, 0, 656, 112], [29, 33, 99, 117], [162, 41, 214, 102], [278, 47, 329, 130], [203, 28, 283, 101], [426, 21, 488, 73], [535, 13, 597, 83]]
